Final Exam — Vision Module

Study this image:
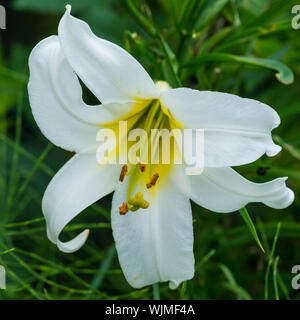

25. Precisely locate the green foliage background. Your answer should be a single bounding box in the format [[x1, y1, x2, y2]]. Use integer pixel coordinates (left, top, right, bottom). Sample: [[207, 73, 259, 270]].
[[0, 0, 299, 300]]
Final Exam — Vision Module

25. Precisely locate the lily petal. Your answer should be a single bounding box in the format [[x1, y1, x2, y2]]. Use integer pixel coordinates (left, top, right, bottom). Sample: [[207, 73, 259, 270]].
[[43, 153, 120, 253], [111, 166, 194, 289], [58, 6, 158, 103], [188, 167, 294, 213], [28, 36, 136, 153], [160, 88, 281, 167]]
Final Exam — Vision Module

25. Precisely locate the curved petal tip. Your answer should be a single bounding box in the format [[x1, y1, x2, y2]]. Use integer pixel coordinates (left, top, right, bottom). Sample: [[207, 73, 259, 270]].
[[65, 4, 71, 13], [280, 188, 295, 209], [169, 280, 180, 290], [57, 229, 90, 253], [266, 143, 282, 157]]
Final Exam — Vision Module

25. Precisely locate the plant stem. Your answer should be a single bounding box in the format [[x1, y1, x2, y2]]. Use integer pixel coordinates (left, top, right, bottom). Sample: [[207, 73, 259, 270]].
[[152, 283, 160, 300]]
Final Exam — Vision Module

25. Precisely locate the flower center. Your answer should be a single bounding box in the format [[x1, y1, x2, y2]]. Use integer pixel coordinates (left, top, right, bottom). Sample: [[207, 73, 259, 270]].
[[101, 81, 182, 215], [118, 98, 169, 214]]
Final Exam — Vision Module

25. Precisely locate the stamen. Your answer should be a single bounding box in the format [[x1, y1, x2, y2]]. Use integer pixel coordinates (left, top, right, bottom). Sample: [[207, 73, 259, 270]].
[[128, 192, 149, 211], [119, 164, 128, 182], [119, 202, 128, 215], [139, 162, 146, 172], [146, 173, 159, 189]]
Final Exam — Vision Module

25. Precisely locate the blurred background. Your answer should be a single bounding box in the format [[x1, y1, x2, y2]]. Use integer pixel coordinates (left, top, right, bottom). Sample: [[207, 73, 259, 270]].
[[0, 0, 299, 300]]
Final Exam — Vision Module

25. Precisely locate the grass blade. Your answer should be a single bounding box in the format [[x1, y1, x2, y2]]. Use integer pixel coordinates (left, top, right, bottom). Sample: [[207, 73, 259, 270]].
[[219, 264, 252, 300], [273, 256, 280, 300], [88, 244, 116, 293], [7, 91, 24, 211], [265, 222, 281, 300], [239, 207, 265, 253]]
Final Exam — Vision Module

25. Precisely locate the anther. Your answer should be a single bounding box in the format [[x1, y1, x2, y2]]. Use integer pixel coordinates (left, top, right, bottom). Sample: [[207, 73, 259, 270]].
[[139, 162, 146, 172], [146, 173, 159, 189], [119, 164, 128, 182], [119, 202, 128, 215], [128, 192, 149, 211]]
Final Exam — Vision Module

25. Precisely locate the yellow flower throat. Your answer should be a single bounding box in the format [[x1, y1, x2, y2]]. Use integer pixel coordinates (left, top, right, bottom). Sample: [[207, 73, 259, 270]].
[[101, 83, 182, 215]]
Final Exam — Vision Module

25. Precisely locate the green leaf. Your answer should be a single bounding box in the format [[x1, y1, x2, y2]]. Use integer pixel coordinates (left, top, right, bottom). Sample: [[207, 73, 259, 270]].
[[277, 272, 291, 300], [124, 31, 157, 64], [6, 91, 24, 212], [217, 19, 292, 51], [199, 26, 234, 54], [273, 135, 300, 161], [9, 143, 53, 211], [86, 245, 116, 295], [194, 0, 229, 31], [180, 0, 228, 34], [196, 249, 216, 269], [160, 59, 179, 88], [0, 134, 54, 177], [243, 0, 297, 29], [219, 264, 252, 300], [179, 0, 200, 34], [0, 66, 27, 113], [182, 52, 294, 84], [265, 223, 281, 300], [268, 166, 300, 181], [0, 248, 15, 255], [180, 280, 187, 299], [239, 207, 265, 253], [278, 103, 300, 118], [157, 32, 182, 87], [272, 256, 280, 300], [121, 0, 156, 37], [122, 0, 181, 87]]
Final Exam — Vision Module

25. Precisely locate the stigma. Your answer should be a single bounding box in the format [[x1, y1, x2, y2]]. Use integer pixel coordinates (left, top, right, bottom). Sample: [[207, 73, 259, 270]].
[[128, 192, 149, 212]]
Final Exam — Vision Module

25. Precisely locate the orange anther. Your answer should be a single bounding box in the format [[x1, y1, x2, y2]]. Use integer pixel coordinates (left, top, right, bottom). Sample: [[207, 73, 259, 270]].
[[139, 162, 146, 172], [119, 202, 128, 215], [146, 173, 159, 189], [119, 164, 128, 182]]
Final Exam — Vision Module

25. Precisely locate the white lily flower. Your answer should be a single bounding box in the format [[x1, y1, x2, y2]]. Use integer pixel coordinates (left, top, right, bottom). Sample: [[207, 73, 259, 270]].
[[28, 5, 294, 289]]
